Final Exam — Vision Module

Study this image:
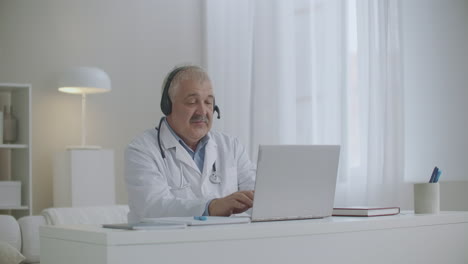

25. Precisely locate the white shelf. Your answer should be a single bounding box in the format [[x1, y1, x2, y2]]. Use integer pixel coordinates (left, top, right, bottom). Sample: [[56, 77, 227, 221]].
[[0, 205, 29, 210], [0, 84, 31, 91], [0, 83, 31, 218], [0, 144, 28, 149]]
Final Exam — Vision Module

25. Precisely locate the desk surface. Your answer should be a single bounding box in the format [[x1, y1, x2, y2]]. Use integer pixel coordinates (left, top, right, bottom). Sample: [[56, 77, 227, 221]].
[[40, 211, 468, 246], [40, 211, 468, 264]]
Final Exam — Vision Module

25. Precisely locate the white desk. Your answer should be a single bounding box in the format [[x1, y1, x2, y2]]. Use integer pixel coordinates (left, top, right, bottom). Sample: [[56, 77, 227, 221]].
[[40, 211, 468, 264]]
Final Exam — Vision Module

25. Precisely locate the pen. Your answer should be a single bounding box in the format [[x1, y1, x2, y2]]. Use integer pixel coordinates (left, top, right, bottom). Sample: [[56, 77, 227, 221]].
[[429, 166, 439, 183], [434, 170, 442, 183], [194, 216, 208, 221]]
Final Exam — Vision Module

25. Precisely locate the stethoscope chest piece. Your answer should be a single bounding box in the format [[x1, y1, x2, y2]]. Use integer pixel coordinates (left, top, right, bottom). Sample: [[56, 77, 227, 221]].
[[209, 162, 221, 184], [209, 173, 221, 184]]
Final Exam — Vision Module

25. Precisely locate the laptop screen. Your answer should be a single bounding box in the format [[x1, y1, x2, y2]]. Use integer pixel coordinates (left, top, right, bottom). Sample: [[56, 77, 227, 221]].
[[251, 145, 340, 222]]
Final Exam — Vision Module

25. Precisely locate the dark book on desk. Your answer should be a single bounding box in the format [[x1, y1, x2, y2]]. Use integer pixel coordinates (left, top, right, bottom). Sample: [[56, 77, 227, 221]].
[[332, 206, 400, 217]]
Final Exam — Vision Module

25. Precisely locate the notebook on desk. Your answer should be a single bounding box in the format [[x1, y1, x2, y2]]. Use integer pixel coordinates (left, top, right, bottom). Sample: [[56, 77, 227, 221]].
[[251, 145, 340, 222], [141, 216, 250, 226]]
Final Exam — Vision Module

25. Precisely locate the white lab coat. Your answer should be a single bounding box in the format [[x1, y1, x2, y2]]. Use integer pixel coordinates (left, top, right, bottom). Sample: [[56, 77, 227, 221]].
[[125, 120, 256, 223]]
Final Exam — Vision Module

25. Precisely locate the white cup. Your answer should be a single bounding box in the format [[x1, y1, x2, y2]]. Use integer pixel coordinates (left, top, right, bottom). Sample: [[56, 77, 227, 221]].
[[414, 183, 440, 214]]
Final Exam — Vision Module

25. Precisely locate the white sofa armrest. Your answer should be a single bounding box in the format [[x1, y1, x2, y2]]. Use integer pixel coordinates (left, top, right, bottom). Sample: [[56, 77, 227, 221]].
[[42, 205, 129, 225], [0, 205, 129, 264], [0, 215, 21, 251], [18, 216, 46, 263]]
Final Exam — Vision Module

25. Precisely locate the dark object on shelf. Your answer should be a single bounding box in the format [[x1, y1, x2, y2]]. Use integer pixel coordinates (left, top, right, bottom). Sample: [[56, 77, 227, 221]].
[[3, 105, 17, 143]]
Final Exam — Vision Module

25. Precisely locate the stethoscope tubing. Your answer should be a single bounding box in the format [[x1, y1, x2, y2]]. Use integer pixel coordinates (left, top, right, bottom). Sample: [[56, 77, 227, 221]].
[[156, 117, 221, 185]]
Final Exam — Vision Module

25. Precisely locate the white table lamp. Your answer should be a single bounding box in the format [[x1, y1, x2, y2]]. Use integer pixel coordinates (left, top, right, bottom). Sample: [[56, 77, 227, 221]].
[[58, 67, 111, 149]]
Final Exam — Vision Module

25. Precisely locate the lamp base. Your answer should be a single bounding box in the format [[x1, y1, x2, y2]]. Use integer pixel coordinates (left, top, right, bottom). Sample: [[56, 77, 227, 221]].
[[66, 145, 102, 150]]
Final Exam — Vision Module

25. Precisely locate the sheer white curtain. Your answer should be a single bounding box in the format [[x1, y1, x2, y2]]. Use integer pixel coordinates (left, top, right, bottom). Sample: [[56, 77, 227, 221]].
[[204, 0, 404, 207], [204, 0, 255, 149]]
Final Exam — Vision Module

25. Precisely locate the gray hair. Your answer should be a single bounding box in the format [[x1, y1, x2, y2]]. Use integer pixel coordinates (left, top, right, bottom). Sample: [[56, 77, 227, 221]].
[[164, 65, 211, 100]]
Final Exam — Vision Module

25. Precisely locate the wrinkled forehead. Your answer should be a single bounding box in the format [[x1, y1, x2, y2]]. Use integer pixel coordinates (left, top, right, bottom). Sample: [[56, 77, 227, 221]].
[[177, 78, 214, 98]]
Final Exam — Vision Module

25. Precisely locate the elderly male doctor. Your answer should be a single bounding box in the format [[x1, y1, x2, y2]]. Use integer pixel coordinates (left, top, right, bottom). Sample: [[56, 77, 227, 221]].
[[125, 65, 256, 223]]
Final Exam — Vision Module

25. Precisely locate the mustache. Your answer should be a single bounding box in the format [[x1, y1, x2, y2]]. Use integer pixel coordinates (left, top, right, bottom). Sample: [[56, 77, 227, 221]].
[[190, 115, 209, 123]]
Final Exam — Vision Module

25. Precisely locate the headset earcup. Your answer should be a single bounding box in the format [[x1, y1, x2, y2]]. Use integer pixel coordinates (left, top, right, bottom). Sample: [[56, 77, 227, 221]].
[[161, 99, 171, 116], [160, 67, 187, 116], [160, 87, 172, 115], [165, 99, 172, 115]]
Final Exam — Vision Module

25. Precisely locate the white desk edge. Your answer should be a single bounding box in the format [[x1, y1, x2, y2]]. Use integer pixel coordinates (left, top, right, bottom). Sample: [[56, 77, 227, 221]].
[[39, 211, 468, 246]]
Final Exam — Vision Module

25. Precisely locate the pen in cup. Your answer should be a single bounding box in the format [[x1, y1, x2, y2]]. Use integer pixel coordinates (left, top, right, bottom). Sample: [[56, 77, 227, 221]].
[[429, 166, 439, 183], [434, 170, 442, 183]]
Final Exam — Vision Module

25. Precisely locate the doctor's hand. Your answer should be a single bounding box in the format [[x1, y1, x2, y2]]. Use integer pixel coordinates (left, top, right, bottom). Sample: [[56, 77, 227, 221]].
[[208, 190, 254, 216]]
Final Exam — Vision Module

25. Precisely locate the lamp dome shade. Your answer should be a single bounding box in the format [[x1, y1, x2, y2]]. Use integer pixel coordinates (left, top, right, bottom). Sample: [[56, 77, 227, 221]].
[[58, 67, 111, 94]]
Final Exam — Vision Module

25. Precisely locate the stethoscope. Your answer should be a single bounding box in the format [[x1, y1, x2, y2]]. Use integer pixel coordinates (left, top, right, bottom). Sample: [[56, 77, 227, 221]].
[[156, 117, 221, 185], [209, 163, 221, 184]]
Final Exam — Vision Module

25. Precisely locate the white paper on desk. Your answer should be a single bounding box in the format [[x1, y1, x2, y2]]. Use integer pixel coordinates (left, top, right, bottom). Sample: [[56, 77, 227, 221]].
[[141, 216, 251, 226]]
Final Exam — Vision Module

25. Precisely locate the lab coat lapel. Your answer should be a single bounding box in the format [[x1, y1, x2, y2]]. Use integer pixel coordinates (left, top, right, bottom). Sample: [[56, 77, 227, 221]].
[[201, 137, 217, 183], [175, 145, 200, 173], [160, 121, 201, 175]]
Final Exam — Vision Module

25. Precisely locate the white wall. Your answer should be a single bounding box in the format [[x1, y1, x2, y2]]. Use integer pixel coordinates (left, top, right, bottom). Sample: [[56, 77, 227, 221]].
[[0, 0, 203, 213], [402, 0, 468, 182]]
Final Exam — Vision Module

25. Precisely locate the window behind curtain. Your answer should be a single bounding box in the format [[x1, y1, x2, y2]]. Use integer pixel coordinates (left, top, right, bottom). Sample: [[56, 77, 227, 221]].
[[294, 0, 361, 180]]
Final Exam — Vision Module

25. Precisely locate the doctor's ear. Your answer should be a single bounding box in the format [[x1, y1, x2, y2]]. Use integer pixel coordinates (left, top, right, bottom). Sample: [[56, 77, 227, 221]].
[[214, 105, 221, 119]]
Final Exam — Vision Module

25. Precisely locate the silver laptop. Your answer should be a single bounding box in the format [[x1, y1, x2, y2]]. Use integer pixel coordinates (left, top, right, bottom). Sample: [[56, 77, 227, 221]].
[[251, 145, 340, 222]]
